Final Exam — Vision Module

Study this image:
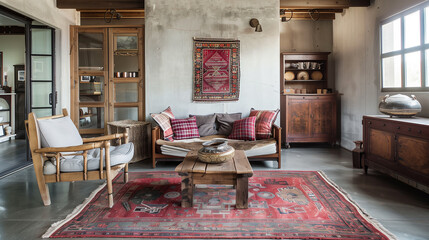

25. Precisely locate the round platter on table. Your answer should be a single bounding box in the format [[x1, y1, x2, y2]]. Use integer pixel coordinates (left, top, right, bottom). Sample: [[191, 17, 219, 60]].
[[284, 71, 295, 81], [296, 71, 309, 80], [311, 71, 323, 81]]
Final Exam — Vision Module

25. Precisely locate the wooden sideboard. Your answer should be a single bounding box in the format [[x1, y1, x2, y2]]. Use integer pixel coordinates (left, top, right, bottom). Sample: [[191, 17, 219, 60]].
[[363, 115, 429, 193], [280, 94, 337, 147]]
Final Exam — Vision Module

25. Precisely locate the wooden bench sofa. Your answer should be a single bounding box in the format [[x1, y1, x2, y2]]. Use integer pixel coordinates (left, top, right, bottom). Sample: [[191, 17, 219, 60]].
[[151, 124, 282, 169]]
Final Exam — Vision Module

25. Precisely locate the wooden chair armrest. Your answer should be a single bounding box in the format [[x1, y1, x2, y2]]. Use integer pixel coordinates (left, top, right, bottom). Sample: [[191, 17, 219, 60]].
[[34, 142, 104, 153], [82, 133, 128, 143]]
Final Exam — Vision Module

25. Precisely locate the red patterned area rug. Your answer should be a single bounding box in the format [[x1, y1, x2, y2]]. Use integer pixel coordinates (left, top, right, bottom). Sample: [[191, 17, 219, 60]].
[[43, 171, 395, 239]]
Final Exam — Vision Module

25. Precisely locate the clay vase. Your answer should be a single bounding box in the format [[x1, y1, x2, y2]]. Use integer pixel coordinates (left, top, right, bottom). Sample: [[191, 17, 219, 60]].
[[198, 139, 235, 164], [379, 94, 422, 117]]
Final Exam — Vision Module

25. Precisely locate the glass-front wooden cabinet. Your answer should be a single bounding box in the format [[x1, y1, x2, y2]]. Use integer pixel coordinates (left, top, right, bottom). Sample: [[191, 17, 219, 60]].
[[70, 26, 144, 135]]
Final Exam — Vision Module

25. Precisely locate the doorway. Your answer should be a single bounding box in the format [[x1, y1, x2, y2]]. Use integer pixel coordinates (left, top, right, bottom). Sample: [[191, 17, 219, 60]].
[[0, 7, 56, 177]]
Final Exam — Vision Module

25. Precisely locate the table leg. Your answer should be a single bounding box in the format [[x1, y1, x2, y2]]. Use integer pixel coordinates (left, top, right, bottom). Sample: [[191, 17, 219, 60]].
[[180, 174, 193, 208], [236, 175, 249, 209]]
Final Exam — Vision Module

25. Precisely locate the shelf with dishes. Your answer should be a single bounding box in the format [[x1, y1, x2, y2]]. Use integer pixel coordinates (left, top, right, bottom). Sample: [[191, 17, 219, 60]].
[[285, 80, 326, 83], [80, 92, 102, 96], [284, 70, 325, 81], [114, 50, 138, 56]]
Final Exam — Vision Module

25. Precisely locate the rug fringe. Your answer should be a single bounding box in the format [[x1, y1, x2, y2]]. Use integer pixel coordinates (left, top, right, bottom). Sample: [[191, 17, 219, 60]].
[[41, 183, 107, 238], [317, 171, 397, 240]]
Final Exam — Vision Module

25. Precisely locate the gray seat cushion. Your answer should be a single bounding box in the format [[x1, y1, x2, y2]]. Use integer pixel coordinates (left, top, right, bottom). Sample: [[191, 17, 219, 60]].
[[43, 142, 134, 175]]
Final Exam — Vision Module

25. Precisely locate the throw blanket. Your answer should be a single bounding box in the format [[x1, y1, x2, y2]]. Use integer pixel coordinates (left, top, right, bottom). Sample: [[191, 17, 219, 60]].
[[156, 135, 276, 152]]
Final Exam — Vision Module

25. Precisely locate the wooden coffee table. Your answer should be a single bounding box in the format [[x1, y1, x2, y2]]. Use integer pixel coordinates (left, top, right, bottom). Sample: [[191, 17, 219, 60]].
[[175, 150, 253, 209]]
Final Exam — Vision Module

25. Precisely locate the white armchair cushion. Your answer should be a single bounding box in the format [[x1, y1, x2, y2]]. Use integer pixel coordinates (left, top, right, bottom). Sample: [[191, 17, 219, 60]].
[[37, 116, 82, 148], [43, 142, 134, 174]]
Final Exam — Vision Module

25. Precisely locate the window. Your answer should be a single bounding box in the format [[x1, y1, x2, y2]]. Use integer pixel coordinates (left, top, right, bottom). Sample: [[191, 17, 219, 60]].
[[381, 2, 429, 91]]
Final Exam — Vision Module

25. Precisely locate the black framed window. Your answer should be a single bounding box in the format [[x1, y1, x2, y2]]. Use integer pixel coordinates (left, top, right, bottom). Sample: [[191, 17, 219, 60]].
[[381, 2, 429, 92]]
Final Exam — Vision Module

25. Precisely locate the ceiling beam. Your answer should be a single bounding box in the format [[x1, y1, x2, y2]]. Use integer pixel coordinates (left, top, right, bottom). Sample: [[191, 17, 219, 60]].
[[280, 0, 370, 9], [57, 0, 144, 10], [80, 10, 145, 19], [281, 8, 343, 13], [281, 12, 336, 20]]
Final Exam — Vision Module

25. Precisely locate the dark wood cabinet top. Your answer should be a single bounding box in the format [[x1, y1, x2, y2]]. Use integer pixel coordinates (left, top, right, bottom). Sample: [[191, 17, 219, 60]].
[[364, 115, 429, 126]]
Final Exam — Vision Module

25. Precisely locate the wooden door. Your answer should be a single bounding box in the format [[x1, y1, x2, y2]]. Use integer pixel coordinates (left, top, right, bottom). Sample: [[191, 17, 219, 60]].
[[71, 27, 108, 135], [286, 98, 310, 139], [310, 99, 332, 140], [397, 135, 429, 175], [108, 27, 144, 122], [368, 128, 395, 162]]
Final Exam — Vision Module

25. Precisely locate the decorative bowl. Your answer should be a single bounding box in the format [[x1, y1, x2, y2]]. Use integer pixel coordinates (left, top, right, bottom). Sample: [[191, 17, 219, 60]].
[[198, 139, 235, 164], [284, 71, 295, 81], [296, 71, 309, 80], [379, 94, 422, 117]]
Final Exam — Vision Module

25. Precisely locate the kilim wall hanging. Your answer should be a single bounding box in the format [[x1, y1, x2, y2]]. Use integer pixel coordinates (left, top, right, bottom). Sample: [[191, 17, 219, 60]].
[[193, 38, 240, 101]]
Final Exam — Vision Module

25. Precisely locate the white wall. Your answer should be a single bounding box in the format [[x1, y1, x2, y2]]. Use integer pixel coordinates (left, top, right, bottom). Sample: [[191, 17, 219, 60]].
[[333, 0, 426, 150], [145, 0, 280, 120], [0, 35, 25, 91], [0, 0, 78, 114]]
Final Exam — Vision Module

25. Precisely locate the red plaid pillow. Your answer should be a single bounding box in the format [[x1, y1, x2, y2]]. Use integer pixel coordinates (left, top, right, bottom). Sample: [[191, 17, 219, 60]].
[[170, 116, 200, 140], [228, 116, 256, 141], [249, 109, 279, 139], [151, 107, 175, 141]]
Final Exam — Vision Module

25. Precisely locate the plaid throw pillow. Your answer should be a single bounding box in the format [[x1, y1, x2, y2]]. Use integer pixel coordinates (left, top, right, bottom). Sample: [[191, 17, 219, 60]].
[[170, 116, 200, 140], [151, 106, 175, 141], [228, 116, 256, 141], [249, 108, 279, 139]]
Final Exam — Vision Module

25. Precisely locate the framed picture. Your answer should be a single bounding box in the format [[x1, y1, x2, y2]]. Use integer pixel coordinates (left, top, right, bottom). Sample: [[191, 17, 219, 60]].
[[18, 70, 25, 81], [80, 76, 91, 82], [114, 35, 138, 51], [0, 125, 4, 137]]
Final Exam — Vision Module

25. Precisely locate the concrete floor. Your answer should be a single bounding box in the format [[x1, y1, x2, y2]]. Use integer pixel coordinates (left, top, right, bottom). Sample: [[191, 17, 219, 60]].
[[0, 139, 30, 176], [0, 146, 428, 240]]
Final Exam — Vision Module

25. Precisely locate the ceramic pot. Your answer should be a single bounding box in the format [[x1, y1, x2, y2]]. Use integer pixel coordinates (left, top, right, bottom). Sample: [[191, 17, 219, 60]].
[[379, 94, 422, 117], [198, 139, 235, 164]]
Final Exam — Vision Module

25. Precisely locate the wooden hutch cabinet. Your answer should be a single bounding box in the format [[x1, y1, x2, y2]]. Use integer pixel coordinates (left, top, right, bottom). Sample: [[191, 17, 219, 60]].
[[363, 115, 429, 192], [70, 26, 144, 135], [280, 52, 337, 146]]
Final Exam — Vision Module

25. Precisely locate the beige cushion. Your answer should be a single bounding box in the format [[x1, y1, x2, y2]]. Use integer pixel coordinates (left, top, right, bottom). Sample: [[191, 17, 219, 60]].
[[37, 116, 82, 148]]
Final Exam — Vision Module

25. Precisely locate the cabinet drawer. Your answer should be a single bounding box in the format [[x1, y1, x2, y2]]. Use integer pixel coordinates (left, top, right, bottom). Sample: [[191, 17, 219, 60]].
[[395, 125, 429, 139], [365, 119, 395, 132], [287, 95, 333, 101]]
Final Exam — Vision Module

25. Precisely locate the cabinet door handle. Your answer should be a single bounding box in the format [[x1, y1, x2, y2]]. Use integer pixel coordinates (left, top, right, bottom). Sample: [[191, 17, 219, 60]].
[[397, 126, 401, 129], [383, 123, 386, 127], [408, 128, 411, 132], [418, 130, 422, 134], [368, 121, 372, 124]]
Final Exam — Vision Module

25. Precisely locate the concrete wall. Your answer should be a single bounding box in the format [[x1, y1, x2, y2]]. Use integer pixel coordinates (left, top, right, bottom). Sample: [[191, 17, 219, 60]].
[[0, 0, 77, 114], [0, 35, 25, 91], [333, 0, 426, 150], [145, 0, 280, 120], [280, 19, 334, 88]]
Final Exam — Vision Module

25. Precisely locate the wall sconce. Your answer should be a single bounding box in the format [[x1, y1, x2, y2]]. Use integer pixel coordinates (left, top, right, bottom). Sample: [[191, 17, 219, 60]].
[[104, 9, 122, 23], [249, 18, 262, 32]]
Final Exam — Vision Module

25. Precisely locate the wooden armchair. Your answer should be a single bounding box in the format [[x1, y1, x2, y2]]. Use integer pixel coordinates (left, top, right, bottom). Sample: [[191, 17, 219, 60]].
[[25, 109, 134, 208]]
